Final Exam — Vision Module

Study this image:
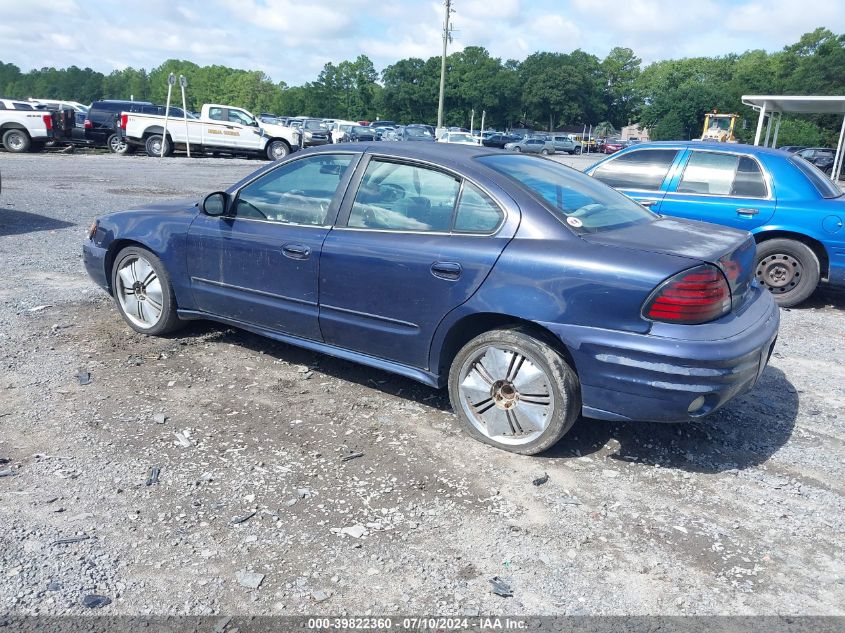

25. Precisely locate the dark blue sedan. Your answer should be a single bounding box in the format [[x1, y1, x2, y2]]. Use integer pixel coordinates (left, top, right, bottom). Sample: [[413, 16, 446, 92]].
[[83, 143, 779, 455], [586, 142, 845, 307]]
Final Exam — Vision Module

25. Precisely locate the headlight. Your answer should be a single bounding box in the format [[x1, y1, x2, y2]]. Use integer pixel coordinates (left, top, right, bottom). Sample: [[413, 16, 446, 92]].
[[304, 131, 313, 139]]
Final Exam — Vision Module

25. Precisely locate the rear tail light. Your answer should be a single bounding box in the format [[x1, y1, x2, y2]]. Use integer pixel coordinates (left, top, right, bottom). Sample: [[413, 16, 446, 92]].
[[84, 118, 93, 129], [643, 264, 731, 325], [42, 114, 53, 130], [120, 114, 128, 129]]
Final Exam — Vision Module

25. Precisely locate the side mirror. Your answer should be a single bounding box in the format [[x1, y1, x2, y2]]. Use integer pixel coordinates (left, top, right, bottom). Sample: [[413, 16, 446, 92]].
[[202, 191, 229, 216]]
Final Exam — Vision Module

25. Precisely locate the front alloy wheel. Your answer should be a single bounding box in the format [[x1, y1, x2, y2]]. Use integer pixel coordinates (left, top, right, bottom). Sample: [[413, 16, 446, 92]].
[[111, 247, 181, 335], [448, 328, 580, 454]]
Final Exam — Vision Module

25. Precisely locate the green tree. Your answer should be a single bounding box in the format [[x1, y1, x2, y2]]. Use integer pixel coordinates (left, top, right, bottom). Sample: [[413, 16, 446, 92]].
[[601, 47, 642, 127]]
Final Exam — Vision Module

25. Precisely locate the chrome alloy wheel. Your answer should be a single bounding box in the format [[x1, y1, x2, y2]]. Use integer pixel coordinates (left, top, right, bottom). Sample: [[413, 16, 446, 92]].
[[115, 255, 163, 329], [7, 132, 26, 151], [457, 345, 555, 446], [109, 135, 127, 153]]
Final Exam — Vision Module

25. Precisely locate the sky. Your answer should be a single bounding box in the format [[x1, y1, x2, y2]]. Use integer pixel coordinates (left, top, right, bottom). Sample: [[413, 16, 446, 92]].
[[1, 0, 844, 85]]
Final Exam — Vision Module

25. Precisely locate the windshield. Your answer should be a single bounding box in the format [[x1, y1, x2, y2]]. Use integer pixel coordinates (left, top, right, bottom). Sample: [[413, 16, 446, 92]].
[[305, 120, 327, 130], [352, 126, 370, 134], [478, 154, 657, 233], [790, 156, 843, 199], [449, 133, 474, 142], [708, 116, 732, 131]]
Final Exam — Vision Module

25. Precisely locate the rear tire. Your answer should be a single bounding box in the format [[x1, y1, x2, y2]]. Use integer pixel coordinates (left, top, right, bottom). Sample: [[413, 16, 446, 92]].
[[108, 133, 132, 154], [3, 129, 31, 153], [144, 134, 172, 157], [574, 146, 582, 155], [755, 239, 820, 307], [541, 149, 549, 155], [448, 327, 581, 455]]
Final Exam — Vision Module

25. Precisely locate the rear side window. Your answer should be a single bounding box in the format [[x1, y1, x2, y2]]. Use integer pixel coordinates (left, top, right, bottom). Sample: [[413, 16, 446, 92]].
[[348, 160, 460, 232], [733, 157, 767, 197], [208, 107, 225, 121], [592, 149, 678, 191], [13, 102, 34, 110], [454, 183, 504, 233], [678, 152, 738, 195]]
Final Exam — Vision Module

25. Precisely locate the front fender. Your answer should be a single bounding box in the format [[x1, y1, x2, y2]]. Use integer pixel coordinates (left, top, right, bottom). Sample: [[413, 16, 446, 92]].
[[92, 201, 199, 308]]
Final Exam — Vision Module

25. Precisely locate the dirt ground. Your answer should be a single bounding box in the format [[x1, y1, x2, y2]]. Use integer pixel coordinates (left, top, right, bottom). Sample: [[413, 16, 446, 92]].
[[0, 150, 843, 617]]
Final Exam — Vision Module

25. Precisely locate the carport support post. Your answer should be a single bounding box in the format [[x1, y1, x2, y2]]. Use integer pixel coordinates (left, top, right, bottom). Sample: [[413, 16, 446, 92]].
[[763, 110, 773, 147], [832, 114, 845, 183], [753, 102, 767, 146], [771, 112, 782, 149]]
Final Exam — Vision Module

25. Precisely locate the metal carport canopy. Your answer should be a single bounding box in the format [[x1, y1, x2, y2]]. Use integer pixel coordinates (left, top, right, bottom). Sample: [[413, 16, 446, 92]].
[[742, 94, 845, 181]]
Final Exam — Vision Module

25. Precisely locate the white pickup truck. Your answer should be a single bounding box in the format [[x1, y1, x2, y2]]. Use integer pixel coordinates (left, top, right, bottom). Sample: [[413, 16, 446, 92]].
[[0, 98, 62, 152], [119, 103, 300, 160]]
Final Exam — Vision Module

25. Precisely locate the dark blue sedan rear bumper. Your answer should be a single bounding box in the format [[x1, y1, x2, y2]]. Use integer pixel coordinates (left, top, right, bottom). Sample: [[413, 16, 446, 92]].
[[542, 286, 780, 423]]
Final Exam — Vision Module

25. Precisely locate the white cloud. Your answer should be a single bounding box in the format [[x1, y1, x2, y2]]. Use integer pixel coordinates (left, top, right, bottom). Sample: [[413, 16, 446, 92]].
[[0, 0, 843, 87]]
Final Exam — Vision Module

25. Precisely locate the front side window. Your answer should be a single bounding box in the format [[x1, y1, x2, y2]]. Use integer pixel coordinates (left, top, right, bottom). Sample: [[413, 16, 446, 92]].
[[233, 154, 354, 225], [592, 149, 679, 191], [348, 160, 460, 232], [228, 110, 254, 126], [480, 153, 655, 233]]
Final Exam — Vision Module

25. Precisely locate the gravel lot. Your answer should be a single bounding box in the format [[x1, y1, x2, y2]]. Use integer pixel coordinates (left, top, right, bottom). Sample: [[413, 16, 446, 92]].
[[0, 149, 843, 617]]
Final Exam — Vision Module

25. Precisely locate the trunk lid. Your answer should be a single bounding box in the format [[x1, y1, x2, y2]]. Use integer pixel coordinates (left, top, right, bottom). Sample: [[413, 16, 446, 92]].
[[582, 216, 757, 310]]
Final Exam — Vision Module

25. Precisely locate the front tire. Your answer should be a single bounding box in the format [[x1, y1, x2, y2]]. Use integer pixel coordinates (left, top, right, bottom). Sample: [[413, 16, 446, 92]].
[[266, 139, 290, 160], [111, 246, 182, 335], [448, 328, 581, 455], [541, 149, 549, 155], [574, 146, 582, 155], [755, 238, 820, 307], [3, 129, 31, 153], [144, 134, 172, 157]]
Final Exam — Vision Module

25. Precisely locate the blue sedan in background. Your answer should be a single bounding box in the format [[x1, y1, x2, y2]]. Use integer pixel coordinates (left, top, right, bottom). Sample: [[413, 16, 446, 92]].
[[586, 141, 845, 307], [83, 143, 778, 455]]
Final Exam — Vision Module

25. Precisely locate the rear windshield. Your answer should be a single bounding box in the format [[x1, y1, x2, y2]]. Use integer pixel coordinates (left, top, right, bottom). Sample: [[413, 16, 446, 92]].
[[790, 157, 843, 199], [478, 154, 656, 233]]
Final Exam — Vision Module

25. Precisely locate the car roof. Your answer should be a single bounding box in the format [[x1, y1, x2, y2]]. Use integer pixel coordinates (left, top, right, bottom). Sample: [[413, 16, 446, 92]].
[[616, 140, 790, 158]]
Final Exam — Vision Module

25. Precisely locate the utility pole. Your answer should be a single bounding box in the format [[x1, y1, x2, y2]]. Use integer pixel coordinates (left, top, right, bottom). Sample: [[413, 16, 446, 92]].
[[437, 0, 453, 131]]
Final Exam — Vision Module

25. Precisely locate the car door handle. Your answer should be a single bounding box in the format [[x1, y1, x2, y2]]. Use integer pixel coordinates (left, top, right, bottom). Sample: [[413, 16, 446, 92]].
[[638, 199, 659, 207], [282, 243, 311, 260], [736, 208, 759, 216], [431, 261, 462, 280]]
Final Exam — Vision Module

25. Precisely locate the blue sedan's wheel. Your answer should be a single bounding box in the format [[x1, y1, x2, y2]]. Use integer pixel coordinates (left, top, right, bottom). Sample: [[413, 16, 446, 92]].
[[111, 247, 182, 335], [449, 328, 580, 455], [754, 239, 819, 307]]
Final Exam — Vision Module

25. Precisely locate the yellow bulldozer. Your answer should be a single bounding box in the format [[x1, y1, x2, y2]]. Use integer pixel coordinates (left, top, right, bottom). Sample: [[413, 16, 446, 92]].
[[701, 110, 739, 142]]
